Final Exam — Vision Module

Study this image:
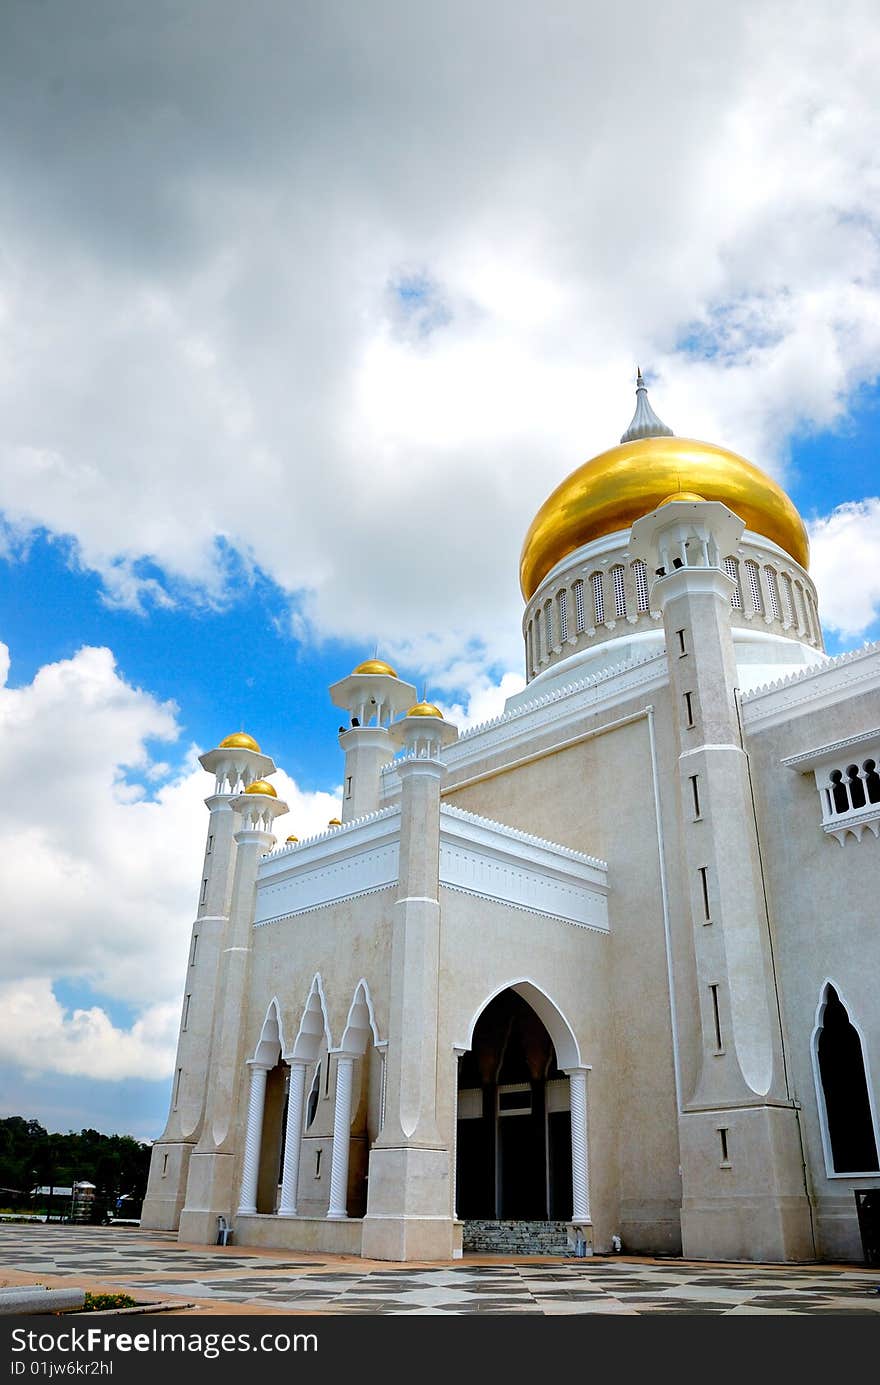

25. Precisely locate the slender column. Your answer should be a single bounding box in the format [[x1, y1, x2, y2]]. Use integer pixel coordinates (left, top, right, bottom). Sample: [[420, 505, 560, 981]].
[[452, 1047, 466, 1221], [567, 1068, 591, 1223], [278, 1061, 308, 1216], [327, 1055, 355, 1219], [376, 1041, 388, 1131], [237, 1063, 269, 1215]]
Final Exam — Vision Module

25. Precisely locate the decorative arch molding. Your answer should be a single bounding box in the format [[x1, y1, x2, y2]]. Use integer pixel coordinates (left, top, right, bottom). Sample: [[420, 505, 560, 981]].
[[249, 996, 286, 1068], [810, 978, 880, 1178], [287, 973, 333, 1063], [457, 977, 583, 1071], [338, 979, 382, 1057]]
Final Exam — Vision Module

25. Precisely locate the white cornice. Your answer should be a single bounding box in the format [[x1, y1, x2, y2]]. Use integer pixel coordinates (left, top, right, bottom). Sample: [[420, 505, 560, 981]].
[[253, 801, 608, 932], [379, 651, 668, 795], [439, 804, 608, 931], [741, 641, 880, 733], [781, 727, 880, 772]]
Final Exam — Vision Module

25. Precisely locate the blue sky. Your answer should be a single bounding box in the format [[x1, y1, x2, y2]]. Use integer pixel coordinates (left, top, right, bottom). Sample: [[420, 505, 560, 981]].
[[2, 0, 880, 1145]]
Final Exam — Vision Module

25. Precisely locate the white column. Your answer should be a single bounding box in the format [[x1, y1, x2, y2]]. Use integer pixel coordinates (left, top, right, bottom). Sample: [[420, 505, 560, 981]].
[[327, 1054, 355, 1219], [452, 1047, 466, 1221], [237, 1063, 269, 1215], [376, 1041, 388, 1131], [567, 1067, 591, 1223], [278, 1061, 308, 1217]]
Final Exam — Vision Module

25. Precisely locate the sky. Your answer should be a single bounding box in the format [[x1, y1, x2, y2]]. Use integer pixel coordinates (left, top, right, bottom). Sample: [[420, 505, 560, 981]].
[[2, 0, 880, 1144]]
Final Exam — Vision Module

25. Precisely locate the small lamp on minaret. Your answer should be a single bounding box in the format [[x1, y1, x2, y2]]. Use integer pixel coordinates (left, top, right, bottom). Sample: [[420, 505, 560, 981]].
[[199, 731, 276, 797], [328, 658, 417, 822], [229, 778, 289, 843], [387, 699, 459, 760]]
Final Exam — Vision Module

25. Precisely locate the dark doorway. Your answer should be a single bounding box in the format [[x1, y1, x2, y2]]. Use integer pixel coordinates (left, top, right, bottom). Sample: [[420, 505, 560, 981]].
[[817, 985, 879, 1173], [457, 989, 572, 1220]]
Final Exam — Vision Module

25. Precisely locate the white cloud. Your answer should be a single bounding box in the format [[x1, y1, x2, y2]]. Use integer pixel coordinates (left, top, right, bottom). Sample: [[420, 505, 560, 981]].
[[808, 500, 880, 638], [0, 642, 341, 1082], [0, 980, 179, 1082], [1, 1, 879, 664]]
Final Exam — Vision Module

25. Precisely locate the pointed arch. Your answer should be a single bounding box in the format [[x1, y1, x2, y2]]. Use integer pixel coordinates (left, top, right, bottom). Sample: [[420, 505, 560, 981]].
[[810, 979, 880, 1176], [458, 978, 582, 1070], [286, 973, 333, 1063], [249, 996, 286, 1067], [338, 979, 381, 1056]]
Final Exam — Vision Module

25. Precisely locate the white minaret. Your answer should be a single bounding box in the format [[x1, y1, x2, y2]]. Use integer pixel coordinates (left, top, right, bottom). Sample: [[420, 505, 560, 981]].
[[141, 732, 276, 1231], [361, 701, 459, 1261], [630, 493, 814, 1261], [328, 659, 416, 821], [175, 773, 288, 1243]]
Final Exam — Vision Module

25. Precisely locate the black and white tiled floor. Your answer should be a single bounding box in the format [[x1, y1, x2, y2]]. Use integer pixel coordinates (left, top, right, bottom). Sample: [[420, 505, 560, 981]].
[[2, 1225, 879, 1315]]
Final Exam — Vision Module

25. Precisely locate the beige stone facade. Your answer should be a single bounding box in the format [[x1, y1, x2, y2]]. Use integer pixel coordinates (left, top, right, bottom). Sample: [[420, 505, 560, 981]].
[[142, 408, 880, 1266]]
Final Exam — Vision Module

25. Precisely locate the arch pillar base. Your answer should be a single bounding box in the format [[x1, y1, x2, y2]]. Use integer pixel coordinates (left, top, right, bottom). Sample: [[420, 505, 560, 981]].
[[679, 1105, 814, 1262], [361, 1144, 453, 1261]]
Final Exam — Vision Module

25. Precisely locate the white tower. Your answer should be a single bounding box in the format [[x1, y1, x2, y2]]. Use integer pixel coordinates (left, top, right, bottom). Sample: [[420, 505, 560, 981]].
[[328, 658, 416, 821], [631, 496, 814, 1261], [141, 732, 276, 1231], [361, 701, 459, 1261]]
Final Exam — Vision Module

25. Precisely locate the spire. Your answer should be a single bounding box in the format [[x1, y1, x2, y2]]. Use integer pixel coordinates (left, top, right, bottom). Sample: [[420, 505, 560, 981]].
[[620, 367, 674, 444]]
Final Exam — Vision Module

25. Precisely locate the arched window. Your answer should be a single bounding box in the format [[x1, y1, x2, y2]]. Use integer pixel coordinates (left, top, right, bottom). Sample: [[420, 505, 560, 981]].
[[573, 580, 586, 634], [780, 572, 795, 626], [591, 571, 604, 625], [814, 985, 879, 1174], [526, 621, 534, 676], [744, 560, 763, 615], [544, 599, 554, 651], [632, 560, 649, 613], [534, 608, 542, 664], [611, 565, 626, 619], [556, 589, 568, 643], [306, 1062, 321, 1129], [723, 557, 742, 609], [764, 566, 781, 621]]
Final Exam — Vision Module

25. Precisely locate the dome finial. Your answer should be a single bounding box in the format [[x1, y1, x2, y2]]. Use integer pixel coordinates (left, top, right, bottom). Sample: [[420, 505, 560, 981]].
[[620, 368, 673, 444]]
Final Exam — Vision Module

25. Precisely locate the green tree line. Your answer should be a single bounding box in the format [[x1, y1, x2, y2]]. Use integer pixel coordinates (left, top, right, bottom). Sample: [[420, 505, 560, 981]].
[[0, 1116, 151, 1206]]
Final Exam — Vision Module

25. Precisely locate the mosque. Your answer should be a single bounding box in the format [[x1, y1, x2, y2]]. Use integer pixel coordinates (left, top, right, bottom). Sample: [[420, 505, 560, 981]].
[[141, 375, 879, 1264]]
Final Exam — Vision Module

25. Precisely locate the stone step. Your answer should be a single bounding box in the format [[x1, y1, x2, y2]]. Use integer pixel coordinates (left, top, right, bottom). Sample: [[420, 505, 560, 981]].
[[462, 1220, 573, 1255]]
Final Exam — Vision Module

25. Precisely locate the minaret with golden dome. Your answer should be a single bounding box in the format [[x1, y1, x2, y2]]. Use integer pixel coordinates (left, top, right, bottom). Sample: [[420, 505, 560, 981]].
[[630, 494, 814, 1260], [179, 757, 288, 1240], [516, 373, 821, 694], [329, 657, 417, 821], [143, 727, 285, 1234], [142, 727, 279, 1232], [362, 699, 459, 1260]]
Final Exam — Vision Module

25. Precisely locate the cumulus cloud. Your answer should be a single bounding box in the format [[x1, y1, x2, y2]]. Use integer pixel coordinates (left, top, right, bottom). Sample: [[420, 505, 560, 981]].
[[0, 980, 179, 1082], [0, 1, 879, 674], [808, 500, 880, 638], [0, 641, 341, 1082]]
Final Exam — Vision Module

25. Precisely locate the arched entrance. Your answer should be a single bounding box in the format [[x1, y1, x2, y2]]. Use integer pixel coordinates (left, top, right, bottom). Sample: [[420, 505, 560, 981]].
[[457, 988, 573, 1220]]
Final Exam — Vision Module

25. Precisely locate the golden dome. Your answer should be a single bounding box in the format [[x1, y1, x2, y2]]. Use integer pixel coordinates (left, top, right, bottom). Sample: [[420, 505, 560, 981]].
[[519, 436, 809, 599], [219, 731, 261, 753], [327, 817, 342, 827], [353, 658, 398, 678], [245, 779, 277, 797], [659, 490, 706, 506], [406, 701, 444, 718], [285, 834, 299, 844]]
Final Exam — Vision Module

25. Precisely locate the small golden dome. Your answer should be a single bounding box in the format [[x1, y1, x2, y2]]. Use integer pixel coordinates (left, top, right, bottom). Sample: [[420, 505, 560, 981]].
[[353, 658, 398, 678], [285, 834, 299, 843], [219, 731, 261, 753], [407, 701, 444, 719], [520, 436, 809, 599], [659, 490, 706, 506], [245, 779, 277, 797], [327, 817, 342, 827]]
